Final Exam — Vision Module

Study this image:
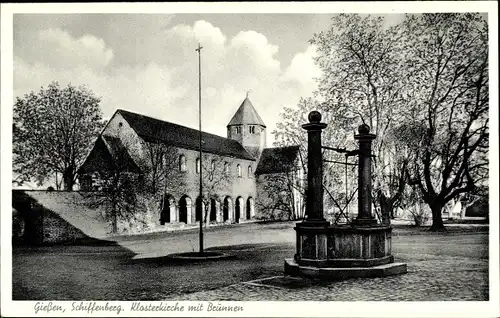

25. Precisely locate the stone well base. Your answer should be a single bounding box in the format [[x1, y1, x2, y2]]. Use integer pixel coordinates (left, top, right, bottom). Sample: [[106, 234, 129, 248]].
[[287, 223, 407, 281], [284, 258, 407, 280]]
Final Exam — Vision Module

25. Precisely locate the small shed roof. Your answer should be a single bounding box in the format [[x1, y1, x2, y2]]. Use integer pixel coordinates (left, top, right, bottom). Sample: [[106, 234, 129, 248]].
[[255, 145, 301, 175], [78, 135, 140, 174]]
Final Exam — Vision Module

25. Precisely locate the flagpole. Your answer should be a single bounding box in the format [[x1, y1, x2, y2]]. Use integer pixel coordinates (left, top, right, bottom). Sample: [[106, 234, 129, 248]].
[[196, 43, 204, 254]]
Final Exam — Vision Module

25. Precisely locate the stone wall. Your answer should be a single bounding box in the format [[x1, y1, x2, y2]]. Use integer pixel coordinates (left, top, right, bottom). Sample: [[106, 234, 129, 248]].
[[13, 190, 96, 245], [42, 209, 87, 243]]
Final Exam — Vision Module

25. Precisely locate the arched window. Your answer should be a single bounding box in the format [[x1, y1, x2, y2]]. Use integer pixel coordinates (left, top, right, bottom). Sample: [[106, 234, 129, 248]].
[[235, 126, 241, 134], [211, 159, 216, 171], [248, 165, 253, 177], [179, 155, 187, 171], [237, 164, 241, 177], [196, 158, 200, 174], [224, 162, 229, 174], [249, 126, 255, 134]]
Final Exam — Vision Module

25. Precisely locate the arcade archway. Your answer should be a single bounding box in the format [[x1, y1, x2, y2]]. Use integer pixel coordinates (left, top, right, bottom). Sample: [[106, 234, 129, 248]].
[[179, 195, 191, 224], [223, 197, 232, 222]]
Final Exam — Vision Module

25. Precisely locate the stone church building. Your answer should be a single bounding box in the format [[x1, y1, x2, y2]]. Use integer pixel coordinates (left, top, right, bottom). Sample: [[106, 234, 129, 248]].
[[78, 96, 305, 228]]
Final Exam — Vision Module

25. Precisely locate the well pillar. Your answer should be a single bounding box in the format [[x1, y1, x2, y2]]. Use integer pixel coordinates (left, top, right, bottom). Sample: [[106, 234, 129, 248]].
[[285, 112, 407, 280]]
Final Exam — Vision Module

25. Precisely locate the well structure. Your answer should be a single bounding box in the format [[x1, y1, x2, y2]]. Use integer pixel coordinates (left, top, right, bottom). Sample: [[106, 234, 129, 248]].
[[284, 111, 407, 280]]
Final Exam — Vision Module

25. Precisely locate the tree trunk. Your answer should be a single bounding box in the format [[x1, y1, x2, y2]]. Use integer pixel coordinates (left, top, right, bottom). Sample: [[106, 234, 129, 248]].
[[110, 195, 118, 234], [380, 202, 392, 226], [111, 207, 118, 234], [111, 211, 118, 234], [460, 203, 467, 219], [378, 192, 392, 226], [429, 203, 445, 231], [63, 168, 74, 191], [204, 206, 209, 227], [55, 172, 60, 190]]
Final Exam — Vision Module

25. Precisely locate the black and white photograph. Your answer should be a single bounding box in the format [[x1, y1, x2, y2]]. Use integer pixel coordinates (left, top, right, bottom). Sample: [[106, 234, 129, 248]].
[[1, 2, 498, 317]]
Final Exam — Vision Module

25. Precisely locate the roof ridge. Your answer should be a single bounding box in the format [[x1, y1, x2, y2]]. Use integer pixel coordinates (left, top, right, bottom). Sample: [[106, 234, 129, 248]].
[[115, 108, 255, 161], [117, 109, 238, 141], [266, 145, 300, 150]]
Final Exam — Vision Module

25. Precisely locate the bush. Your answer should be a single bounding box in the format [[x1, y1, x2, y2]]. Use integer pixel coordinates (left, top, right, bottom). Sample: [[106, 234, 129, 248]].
[[465, 198, 489, 218], [408, 204, 430, 227], [12, 208, 25, 242], [115, 193, 159, 234]]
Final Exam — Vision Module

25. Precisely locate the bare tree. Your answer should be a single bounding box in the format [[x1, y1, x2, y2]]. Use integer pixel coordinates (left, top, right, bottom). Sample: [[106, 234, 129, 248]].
[[136, 141, 187, 214], [256, 168, 305, 221], [254, 145, 306, 221], [272, 97, 348, 216], [195, 154, 231, 225], [400, 184, 430, 227], [459, 184, 488, 218], [81, 133, 187, 233], [82, 136, 140, 234]]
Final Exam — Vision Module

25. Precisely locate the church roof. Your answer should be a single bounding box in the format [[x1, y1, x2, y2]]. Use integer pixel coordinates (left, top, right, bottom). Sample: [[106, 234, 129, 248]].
[[227, 97, 266, 127], [255, 145, 301, 175], [117, 109, 255, 161]]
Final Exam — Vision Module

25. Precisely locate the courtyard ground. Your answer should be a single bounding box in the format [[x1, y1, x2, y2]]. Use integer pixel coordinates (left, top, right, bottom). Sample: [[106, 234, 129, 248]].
[[12, 222, 489, 301]]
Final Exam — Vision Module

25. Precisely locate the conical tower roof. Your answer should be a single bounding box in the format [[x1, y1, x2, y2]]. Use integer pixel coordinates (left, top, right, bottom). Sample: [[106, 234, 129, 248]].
[[227, 97, 266, 127]]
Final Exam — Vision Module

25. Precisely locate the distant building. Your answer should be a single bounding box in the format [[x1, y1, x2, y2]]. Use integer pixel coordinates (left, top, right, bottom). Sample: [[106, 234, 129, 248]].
[[78, 96, 305, 227]]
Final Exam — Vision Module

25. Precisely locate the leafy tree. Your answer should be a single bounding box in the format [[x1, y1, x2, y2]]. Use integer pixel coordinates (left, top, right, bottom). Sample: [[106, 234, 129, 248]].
[[314, 14, 412, 223], [401, 13, 488, 230], [13, 82, 104, 190], [274, 13, 489, 231], [275, 14, 410, 222]]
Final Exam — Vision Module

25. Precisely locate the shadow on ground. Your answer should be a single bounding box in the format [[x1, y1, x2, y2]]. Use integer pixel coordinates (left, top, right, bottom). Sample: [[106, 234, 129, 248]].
[[12, 242, 293, 300]]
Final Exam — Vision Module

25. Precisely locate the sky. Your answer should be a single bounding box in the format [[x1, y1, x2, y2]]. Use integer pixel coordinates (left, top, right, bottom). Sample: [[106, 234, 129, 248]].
[[13, 13, 341, 144]]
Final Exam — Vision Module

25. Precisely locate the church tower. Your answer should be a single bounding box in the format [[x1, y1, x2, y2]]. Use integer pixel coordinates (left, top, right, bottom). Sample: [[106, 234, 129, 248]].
[[227, 95, 267, 159]]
